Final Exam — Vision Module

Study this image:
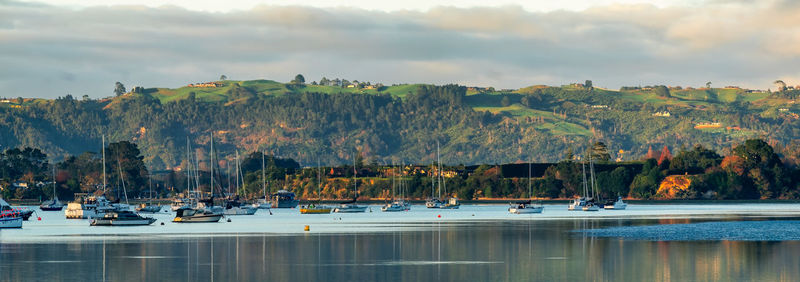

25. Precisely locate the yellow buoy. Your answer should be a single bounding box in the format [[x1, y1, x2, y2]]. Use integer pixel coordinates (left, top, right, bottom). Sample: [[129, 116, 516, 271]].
[[304, 225, 310, 231]]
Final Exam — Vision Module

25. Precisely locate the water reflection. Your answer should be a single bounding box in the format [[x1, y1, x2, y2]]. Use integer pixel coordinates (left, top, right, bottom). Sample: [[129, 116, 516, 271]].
[[2, 219, 799, 281]]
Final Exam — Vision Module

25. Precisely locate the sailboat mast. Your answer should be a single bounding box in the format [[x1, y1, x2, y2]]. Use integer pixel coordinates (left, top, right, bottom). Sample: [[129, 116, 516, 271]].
[[589, 155, 597, 199], [210, 133, 214, 197], [353, 153, 357, 199], [187, 137, 191, 196], [102, 135, 106, 193], [262, 151, 266, 199], [436, 141, 441, 199], [528, 160, 532, 199], [581, 159, 588, 198]]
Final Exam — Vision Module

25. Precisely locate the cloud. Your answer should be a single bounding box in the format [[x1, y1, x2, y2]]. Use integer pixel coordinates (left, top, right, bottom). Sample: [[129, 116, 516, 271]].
[[1, 0, 799, 98]]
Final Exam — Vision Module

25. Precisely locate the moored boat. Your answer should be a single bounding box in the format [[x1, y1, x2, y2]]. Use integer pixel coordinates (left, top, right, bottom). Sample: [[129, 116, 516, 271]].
[[509, 200, 543, 214], [0, 198, 24, 228], [603, 196, 627, 210], [333, 199, 367, 213], [271, 190, 300, 208], [136, 203, 162, 213], [90, 210, 157, 226], [300, 204, 333, 214]]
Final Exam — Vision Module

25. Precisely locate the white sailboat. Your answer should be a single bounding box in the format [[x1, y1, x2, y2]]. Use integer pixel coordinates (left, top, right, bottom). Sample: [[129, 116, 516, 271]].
[[509, 161, 543, 214], [334, 153, 367, 213], [223, 151, 257, 215], [40, 165, 64, 211], [253, 151, 272, 209], [382, 162, 410, 212], [174, 133, 224, 222]]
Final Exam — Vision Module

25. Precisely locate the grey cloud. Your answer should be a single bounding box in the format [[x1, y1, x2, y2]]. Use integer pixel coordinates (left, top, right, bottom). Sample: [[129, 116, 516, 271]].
[[1, 1, 799, 98]]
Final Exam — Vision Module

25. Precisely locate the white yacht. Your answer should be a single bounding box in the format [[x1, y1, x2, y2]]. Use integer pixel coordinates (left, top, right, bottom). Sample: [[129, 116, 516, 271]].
[[509, 200, 543, 214], [603, 196, 627, 210]]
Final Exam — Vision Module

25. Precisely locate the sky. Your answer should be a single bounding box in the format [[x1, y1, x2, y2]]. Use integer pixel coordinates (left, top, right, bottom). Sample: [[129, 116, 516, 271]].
[[1, 0, 799, 98]]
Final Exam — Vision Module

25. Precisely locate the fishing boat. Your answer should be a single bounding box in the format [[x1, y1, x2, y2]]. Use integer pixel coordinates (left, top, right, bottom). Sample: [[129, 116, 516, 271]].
[[2, 203, 34, 220], [0, 198, 23, 228], [510, 162, 543, 214], [603, 196, 627, 210], [90, 210, 157, 226], [334, 154, 367, 213], [441, 197, 460, 209], [40, 166, 64, 211]]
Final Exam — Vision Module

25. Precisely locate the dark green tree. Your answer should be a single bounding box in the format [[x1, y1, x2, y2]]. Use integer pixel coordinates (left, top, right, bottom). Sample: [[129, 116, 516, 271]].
[[114, 82, 126, 96]]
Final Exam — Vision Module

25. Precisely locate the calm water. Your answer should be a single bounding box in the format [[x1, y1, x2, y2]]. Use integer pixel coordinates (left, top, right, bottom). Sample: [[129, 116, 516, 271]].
[[2, 204, 800, 281]]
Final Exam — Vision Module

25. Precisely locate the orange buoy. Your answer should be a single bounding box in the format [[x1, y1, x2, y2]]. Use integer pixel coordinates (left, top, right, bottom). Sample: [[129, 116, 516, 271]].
[[304, 225, 310, 231]]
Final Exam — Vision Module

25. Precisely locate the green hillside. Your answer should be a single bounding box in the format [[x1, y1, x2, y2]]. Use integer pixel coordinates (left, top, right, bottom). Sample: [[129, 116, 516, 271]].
[[1, 79, 799, 170]]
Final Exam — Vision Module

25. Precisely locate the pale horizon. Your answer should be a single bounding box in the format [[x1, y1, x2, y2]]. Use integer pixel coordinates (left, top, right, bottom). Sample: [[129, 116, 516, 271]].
[[1, 0, 799, 98]]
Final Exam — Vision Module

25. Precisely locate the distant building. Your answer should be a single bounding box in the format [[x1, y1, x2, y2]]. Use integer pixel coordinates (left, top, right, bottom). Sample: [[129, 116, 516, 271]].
[[187, 82, 223, 88], [652, 111, 671, 117], [591, 105, 608, 109]]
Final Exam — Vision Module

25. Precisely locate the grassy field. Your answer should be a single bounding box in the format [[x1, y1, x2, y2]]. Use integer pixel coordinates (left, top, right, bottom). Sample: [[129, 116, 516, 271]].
[[146, 80, 426, 103]]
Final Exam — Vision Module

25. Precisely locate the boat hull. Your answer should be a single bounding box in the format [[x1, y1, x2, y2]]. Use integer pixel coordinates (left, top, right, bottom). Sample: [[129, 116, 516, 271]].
[[136, 205, 162, 213], [223, 207, 257, 215], [173, 214, 223, 223], [333, 205, 367, 213], [509, 207, 543, 214], [40, 205, 64, 211], [582, 205, 600, 211], [0, 217, 22, 228], [300, 208, 332, 214]]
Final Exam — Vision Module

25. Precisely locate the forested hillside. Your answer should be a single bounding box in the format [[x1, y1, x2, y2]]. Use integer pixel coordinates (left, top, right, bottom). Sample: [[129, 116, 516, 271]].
[[1, 79, 799, 169]]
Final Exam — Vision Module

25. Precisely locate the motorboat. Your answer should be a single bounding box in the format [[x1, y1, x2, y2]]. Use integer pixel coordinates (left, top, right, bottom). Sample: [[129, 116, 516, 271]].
[[425, 198, 444, 208], [173, 206, 223, 223], [300, 203, 333, 214], [603, 196, 627, 210], [253, 198, 272, 209], [333, 199, 367, 213], [0, 198, 23, 228], [271, 190, 300, 208], [136, 203, 162, 213], [171, 198, 193, 211], [90, 210, 157, 226], [381, 200, 410, 212], [65, 195, 119, 219], [568, 197, 589, 211], [508, 200, 543, 214], [582, 202, 600, 211], [223, 198, 257, 215]]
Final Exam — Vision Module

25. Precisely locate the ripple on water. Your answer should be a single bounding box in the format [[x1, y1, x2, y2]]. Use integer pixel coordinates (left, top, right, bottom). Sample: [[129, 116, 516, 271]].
[[579, 220, 800, 241]]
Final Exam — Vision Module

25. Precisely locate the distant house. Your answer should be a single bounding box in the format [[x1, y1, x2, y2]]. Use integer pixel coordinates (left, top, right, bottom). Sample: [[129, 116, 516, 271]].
[[346, 84, 358, 88], [187, 82, 223, 88], [591, 105, 608, 109], [363, 85, 376, 90], [652, 111, 671, 117], [723, 86, 741, 89]]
